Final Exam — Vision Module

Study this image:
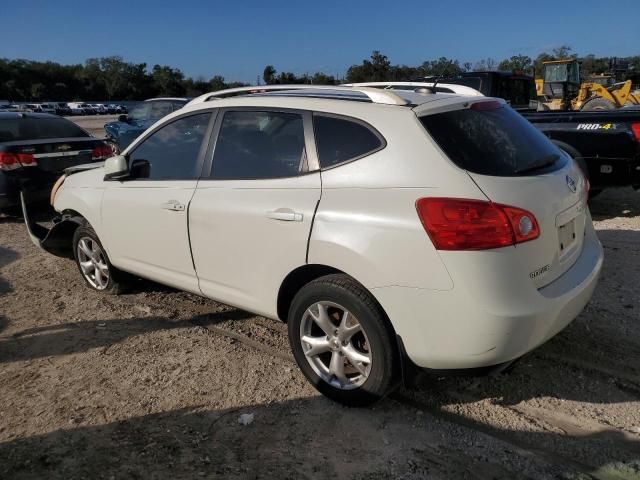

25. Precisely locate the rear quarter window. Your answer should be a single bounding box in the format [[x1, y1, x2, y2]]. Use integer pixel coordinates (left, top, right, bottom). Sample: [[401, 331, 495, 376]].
[[313, 114, 384, 168], [419, 104, 565, 176], [0, 117, 89, 142]]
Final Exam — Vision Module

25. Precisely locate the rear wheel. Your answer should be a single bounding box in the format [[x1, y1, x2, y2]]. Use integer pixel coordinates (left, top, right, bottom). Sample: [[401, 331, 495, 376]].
[[72, 226, 125, 294], [288, 274, 399, 406], [580, 97, 616, 111]]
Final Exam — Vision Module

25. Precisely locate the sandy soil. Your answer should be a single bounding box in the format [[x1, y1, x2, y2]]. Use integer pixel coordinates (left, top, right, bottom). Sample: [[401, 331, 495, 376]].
[[0, 183, 639, 478]]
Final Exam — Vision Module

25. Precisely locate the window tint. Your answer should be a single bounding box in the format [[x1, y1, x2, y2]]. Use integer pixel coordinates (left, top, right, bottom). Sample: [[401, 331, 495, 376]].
[[211, 111, 306, 180], [128, 113, 210, 180], [149, 102, 174, 120], [420, 104, 565, 177], [0, 117, 89, 141], [313, 115, 382, 168]]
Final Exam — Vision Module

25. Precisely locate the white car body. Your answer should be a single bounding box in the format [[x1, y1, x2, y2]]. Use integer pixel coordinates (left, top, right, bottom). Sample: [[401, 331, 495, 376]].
[[90, 104, 107, 114], [67, 102, 87, 115], [49, 85, 602, 384], [37, 103, 57, 114]]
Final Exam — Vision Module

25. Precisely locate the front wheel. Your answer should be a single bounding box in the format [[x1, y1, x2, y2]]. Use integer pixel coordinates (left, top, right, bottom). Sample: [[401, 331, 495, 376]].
[[288, 274, 399, 406], [72, 226, 126, 294]]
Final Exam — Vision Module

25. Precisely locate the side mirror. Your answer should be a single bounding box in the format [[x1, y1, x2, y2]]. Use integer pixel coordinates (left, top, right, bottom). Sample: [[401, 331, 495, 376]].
[[118, 114, 128, 122], [129, 159, 150, 179], [103, 155, 129, 181]]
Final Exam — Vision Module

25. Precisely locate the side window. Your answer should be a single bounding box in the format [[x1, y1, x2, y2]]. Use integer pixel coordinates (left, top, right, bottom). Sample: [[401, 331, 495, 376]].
[[211, 110, 306, 180], [149, 101, 174, 120], [313, 114, 383, 168], [128, 113, 210, 180]]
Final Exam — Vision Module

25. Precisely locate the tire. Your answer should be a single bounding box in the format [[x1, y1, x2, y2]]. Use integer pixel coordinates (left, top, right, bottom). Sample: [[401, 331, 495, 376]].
[[72, 225, 126, 294], [288, 274, 399, 406], [552, 140, 589, 180], [580, 97, 616, 111]]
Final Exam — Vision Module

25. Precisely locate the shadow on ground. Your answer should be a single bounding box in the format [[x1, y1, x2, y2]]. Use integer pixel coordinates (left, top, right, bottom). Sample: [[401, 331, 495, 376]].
[[590, 187, 640, 220], [0, 394, 637, 480]]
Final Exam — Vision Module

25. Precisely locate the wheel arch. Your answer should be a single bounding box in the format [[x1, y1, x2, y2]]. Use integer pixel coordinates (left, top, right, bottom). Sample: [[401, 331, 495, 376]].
[[277, 264, 391, 326], [38, 209, 88, 258], [277, 264, 343, 322]]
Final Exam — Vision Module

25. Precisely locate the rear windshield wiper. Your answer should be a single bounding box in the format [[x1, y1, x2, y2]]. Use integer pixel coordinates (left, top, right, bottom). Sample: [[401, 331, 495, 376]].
[[515, 154, 560, 175]]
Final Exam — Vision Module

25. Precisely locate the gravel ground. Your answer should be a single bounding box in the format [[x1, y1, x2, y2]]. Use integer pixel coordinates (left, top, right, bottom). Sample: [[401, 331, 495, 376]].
[[0, 138, 639, 477]]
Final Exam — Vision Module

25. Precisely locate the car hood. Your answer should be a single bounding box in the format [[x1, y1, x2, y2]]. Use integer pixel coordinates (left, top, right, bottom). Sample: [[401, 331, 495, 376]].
[[62, 162, 106, 189]]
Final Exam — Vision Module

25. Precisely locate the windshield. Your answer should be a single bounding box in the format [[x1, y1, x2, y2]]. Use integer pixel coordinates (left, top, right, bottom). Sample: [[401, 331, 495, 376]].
[[0, 117, 89, 141], [419, 104, 565, 176], [127, 103, 150, 121], [544, 64, 568, 82]]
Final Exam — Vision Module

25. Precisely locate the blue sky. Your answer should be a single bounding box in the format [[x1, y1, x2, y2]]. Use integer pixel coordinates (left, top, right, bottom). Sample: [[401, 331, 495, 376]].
[[2, 0, 639, 82]]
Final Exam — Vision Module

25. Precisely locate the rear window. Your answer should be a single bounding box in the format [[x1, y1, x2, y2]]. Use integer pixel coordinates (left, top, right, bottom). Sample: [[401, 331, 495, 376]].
[[0, 117, 89, 142], [313, 114, 383, 168], [419, 104, 564, 176]]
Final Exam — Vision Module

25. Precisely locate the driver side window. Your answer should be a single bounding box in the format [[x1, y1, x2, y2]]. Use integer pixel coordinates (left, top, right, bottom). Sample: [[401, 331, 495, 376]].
[[128, 113, 211, 180]]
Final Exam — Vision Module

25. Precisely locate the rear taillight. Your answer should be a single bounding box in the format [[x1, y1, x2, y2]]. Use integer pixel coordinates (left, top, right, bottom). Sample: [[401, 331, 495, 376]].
[[0, 152, 37, 171], [416, 198, 539, 251], [92, 144, 112, 160], [631, 123, 640, 143]]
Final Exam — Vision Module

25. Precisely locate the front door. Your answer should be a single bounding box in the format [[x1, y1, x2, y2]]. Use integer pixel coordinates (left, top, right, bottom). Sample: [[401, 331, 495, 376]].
[[189, 109, 321, 317], [101, 111, 213, 293]]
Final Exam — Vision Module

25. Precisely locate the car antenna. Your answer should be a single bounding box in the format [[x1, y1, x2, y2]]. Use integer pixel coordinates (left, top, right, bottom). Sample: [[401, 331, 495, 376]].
[[427, 60, 454, 94]]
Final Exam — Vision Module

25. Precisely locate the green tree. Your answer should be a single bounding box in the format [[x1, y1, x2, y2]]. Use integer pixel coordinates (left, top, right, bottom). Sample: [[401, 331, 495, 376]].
[[209, 75, 227, 91], [497, 55, 533, 74], [151, 65, 185, 96], [263, 65, 276, 85]]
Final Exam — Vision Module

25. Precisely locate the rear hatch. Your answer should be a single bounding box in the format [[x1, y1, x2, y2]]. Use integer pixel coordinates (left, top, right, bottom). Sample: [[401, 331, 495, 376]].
[[420, 100, 588, 288]]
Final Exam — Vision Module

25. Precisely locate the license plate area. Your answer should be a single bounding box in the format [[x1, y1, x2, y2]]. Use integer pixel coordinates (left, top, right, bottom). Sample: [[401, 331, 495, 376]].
[[558, 220, 576, 256]]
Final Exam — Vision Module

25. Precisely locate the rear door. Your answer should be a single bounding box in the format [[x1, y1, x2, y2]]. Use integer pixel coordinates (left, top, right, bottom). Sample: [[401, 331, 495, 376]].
[[420, 102, 588, 288], [189, 108, 321, 318]]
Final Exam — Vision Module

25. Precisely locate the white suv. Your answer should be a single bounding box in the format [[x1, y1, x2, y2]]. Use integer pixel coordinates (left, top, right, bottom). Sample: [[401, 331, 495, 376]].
[[24, 85, 603, 406]]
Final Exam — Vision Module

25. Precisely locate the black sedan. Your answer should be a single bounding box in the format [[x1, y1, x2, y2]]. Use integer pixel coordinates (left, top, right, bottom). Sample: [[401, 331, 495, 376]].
[[0, 112, 111, 214]]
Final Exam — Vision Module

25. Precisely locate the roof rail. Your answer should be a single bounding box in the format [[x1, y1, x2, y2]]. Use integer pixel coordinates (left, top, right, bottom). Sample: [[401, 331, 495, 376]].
[[343, 82, 484, 97], [185, 85, 409, 107]]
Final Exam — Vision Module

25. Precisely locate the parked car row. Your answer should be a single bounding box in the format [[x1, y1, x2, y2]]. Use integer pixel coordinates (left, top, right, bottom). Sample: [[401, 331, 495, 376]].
[[0, 102, 128, 116]]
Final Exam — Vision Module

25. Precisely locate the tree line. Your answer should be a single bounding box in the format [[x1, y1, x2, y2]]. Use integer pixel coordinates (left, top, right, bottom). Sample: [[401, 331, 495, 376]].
[[2, 46, 639, 102]]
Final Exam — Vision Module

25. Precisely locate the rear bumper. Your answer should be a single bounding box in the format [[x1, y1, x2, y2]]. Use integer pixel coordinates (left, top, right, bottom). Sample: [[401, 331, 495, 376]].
[[372, 222, 603, 370]]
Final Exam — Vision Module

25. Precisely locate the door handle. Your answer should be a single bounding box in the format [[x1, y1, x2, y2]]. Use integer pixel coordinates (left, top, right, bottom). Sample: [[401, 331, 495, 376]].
[[162, 201, 185, 211], [266, 208, 303, 222]]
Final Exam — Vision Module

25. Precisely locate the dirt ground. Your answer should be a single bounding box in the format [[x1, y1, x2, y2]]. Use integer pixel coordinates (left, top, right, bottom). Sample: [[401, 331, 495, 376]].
[[68, 114, 118, 138], [1, 141, 640, 477]]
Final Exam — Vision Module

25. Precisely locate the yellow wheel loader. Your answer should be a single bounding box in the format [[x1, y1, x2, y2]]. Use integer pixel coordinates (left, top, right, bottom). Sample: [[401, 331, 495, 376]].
[[535, 59, 640, 111]]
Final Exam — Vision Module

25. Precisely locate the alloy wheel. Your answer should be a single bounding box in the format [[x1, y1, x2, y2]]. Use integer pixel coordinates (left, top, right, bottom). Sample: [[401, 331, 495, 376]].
[[77, 237, 110, 290], [299, 301, 372, 390]]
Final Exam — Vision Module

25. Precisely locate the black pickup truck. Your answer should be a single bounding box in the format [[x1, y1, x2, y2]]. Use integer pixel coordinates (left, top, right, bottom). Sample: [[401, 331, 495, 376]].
[[521, 109, 640, 193]]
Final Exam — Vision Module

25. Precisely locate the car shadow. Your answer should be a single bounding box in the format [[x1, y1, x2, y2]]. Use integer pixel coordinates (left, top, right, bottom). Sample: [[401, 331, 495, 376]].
[[589, 187, 640, 220], [0, 395, 637, 479], [0, 310, 254, 364]]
